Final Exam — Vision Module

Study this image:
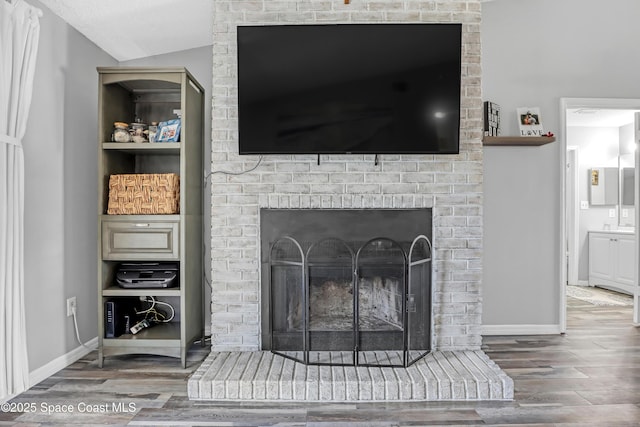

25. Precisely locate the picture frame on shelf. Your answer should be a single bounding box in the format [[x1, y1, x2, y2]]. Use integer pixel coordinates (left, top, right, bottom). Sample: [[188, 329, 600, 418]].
[[156, 119, 181, 142], [517, 107, 545, 136]]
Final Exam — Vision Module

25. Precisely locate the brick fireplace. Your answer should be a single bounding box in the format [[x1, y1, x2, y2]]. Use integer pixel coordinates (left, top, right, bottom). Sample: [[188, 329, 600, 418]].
[[209, 0, 483, 353], [188, 0, 515, 402]]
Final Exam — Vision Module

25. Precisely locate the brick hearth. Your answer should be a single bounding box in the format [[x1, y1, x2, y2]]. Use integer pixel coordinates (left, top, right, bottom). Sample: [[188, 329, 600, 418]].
[[188, 351, 513, 402]]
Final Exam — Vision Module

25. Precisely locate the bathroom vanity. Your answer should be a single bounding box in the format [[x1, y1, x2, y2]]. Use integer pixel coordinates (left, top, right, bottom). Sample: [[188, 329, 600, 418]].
[[588, 230, 636, 295]]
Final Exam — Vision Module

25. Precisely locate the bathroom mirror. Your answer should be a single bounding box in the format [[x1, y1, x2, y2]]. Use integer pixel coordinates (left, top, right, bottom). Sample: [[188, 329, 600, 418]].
[[621, 168, 634, 205], [589, 167, 619, 205], [619, 153, 635, 227]]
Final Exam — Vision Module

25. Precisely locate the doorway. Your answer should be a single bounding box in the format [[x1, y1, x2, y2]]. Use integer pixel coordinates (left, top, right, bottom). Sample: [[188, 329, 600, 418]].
[[561, 98, 640, 329]]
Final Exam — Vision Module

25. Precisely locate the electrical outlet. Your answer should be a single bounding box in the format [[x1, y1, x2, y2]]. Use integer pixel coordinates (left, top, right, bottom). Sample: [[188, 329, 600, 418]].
[[66, 296, 76, 317], [609, 209, 616, 218], [580, 201, 589, 210]]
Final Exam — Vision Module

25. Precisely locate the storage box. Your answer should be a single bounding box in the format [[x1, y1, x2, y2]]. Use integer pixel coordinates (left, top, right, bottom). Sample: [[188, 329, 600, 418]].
[[107, 173, 179, 215]]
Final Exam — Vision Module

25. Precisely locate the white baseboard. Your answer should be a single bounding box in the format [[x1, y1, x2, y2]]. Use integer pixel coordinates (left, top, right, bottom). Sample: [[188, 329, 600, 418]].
[[0, 392, 17, 404], [482, 324, 562, 336], [576, 280, 590, 287], [1, 338, 97, 404], [28, 337, 98, 389]]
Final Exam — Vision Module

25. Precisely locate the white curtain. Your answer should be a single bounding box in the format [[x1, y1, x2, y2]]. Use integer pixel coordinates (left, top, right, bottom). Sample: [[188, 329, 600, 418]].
[[0, 0, 41, 399]]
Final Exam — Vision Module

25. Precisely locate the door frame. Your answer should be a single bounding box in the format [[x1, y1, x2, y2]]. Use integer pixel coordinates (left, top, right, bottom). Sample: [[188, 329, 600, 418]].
[[566, 146, 579, 287], [560, 97, 640, 332], [634, 113, 640, 324]]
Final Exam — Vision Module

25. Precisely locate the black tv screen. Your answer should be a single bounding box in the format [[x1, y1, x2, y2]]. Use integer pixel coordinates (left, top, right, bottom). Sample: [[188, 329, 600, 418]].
[[237, 24, 462, 155]]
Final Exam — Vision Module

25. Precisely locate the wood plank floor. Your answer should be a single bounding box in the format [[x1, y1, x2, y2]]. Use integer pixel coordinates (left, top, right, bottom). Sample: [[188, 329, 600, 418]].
[[2, 290, 639, 426]]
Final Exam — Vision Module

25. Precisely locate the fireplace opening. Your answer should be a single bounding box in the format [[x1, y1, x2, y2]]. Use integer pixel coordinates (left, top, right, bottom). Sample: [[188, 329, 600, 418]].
[[262, 209, 432, 368]]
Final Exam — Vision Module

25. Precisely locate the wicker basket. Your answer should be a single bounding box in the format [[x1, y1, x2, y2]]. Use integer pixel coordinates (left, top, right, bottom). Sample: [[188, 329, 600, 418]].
[[107, 173, 180, 215]]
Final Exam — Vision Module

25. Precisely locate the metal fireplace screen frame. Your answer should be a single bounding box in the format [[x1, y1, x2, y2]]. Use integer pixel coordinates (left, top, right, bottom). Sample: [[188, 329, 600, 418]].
[[269, 235, 432, 368]]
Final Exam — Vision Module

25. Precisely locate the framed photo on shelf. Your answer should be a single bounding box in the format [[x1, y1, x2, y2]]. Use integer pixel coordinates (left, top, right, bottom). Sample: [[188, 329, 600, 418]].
[[517, 107, 545, 136], [156, 119, 181, 142]]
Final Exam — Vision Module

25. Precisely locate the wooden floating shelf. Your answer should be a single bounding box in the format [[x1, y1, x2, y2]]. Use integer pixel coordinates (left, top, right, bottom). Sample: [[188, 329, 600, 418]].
[[482, 136, 556, 146]]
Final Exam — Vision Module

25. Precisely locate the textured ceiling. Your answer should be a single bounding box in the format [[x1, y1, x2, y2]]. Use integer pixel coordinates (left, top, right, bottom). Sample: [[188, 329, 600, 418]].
[[37, 0, 505, 62], [40, 0, 500, 62], [38, 0, 214, 61]]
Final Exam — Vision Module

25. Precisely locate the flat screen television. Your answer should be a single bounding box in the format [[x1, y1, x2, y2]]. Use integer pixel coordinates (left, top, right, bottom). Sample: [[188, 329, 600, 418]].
[[237, 23, 462, 155]]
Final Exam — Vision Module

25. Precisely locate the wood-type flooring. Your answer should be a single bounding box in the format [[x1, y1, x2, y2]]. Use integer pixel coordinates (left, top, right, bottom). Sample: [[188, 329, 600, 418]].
[[2, 289, 639, 426]]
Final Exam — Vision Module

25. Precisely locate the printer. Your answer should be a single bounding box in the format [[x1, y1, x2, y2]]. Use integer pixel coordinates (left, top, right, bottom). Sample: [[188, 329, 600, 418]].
[[116, 262, 179, 289]]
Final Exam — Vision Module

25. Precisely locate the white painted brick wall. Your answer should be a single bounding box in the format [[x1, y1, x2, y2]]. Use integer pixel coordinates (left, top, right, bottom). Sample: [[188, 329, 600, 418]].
[[211, 0, 483, 351]]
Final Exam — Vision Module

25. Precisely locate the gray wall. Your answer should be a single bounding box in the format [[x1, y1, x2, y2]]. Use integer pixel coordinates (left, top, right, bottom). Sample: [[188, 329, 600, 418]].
[[23, 0, 116, 371], [482, 0, 640, 329], [121, 47, 213, 334], [620, 123, 635, 156]]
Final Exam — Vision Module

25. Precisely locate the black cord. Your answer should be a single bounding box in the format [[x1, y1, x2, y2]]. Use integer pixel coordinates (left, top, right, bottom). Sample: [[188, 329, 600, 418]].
[[204, 156, 264, 184]]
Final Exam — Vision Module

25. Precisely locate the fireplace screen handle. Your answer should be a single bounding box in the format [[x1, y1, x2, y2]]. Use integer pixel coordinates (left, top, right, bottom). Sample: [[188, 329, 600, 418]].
[[406, 294, 416, 313]]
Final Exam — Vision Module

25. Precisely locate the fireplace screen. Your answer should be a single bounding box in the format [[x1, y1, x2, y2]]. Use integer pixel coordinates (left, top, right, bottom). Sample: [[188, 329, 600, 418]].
[[269, 234, 431, 367]]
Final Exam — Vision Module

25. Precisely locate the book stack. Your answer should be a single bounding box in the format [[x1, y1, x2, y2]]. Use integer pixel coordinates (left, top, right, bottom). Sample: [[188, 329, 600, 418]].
[[483, 101, 501, 136]]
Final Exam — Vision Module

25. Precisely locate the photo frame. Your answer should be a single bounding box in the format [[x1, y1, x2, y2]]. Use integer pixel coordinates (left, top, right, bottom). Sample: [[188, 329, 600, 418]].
[[517, 107, 545, 136], [156, 119, 181, 142]]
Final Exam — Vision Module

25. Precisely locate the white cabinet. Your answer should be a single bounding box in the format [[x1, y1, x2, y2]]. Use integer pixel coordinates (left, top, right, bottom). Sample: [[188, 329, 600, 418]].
[[588, 231, 636, 294], [614, 235, 636, 286]]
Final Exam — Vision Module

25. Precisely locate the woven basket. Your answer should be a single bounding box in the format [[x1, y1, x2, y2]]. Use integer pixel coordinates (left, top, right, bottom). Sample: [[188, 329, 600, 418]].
[[107, 173, 180, 215]]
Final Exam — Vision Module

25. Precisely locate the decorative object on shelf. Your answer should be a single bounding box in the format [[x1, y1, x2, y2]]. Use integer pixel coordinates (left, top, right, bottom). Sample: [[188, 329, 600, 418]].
[[107, 173, 180, 215], [130, 121, 148, 143], [544, 131, 554, 137], [517, 107, 545, 136], [157, 119, 181, 142], [112, 122, 131, 142], [148, 122, 158, 143], [483, 101, 501, 136]]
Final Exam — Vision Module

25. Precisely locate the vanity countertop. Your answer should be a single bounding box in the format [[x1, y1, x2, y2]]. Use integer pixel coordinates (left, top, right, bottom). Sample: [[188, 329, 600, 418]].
[[589, 229, 635, 235]]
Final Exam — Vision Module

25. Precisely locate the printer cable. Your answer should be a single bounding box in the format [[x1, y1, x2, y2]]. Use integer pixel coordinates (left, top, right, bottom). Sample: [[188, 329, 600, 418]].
[[136, 296, 175, 323]]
